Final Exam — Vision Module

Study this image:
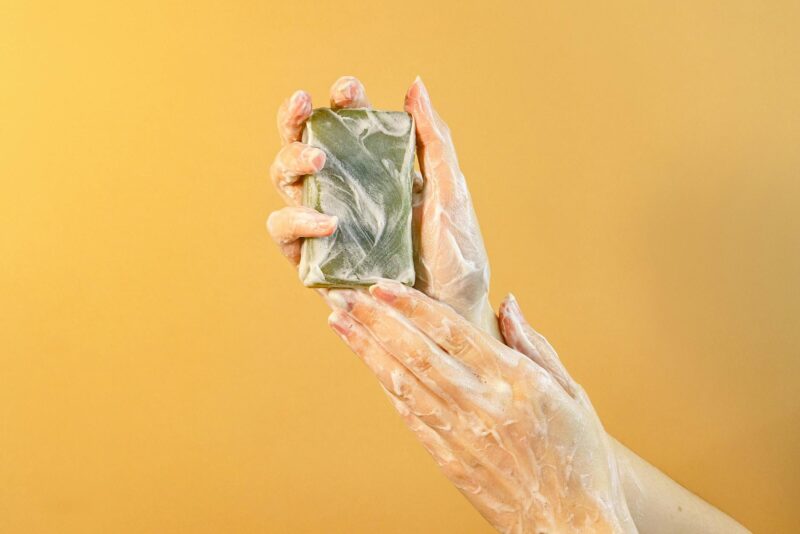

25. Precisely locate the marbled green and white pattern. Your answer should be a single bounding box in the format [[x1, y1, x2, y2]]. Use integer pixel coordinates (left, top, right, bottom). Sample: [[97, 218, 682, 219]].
[[299, 108, 416, 288]]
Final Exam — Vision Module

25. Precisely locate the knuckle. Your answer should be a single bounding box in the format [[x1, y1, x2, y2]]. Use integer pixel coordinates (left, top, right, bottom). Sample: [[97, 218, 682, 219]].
[[387, 368, 412, 399], [287, 140, 306, 153], [276, 101, 289, 127], [280, 242, 300, 263], [449, 335, 472, 360], [412, 351, 433, 373], [269, 158, 283, 185], [282, 143, 310, 176], [417, 408, 445, 430], [288, 213, 308, 237]]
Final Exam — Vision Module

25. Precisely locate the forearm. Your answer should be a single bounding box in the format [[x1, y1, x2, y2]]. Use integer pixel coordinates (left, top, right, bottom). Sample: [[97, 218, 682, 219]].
[[611, 438, 749, 533], [483, 296, 747, 532]]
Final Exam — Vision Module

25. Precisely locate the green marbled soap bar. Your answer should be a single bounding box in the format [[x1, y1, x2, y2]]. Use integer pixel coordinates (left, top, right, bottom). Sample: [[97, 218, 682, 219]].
[[298, 108, 416, 288]]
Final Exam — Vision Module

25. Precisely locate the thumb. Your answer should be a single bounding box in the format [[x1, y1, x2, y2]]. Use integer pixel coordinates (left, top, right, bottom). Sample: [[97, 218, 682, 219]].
[[498, 294, 578, 398], [403, 77, 469, 216], [404, 76, 448, 148]]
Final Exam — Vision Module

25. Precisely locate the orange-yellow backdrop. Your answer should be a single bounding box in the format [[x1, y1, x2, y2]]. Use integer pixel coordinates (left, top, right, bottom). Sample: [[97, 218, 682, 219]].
[[1, 1, 798, 532]]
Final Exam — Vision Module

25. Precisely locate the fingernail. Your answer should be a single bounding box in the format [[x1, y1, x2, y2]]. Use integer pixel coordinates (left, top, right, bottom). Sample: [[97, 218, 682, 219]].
[[328, 310, 352, 336], [406, 78, 431, 117], [333, 78, 357, 101], [504, 292, 518, 312], [290, 90, 309, 109], [506, 294, 526, 323], [327, 289, 354, 311], [315, 215, 337, 232], [302, 147, 326, 169], [369, 281, 401, 303], [414, 76, 429, 99]]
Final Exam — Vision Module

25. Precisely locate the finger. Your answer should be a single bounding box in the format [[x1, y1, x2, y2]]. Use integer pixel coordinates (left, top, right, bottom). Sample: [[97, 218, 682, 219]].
[[327, 289, 491, 412], [330, 309, 515, 499], [404, 76, 468, 214], [385, 393, 459, 464], [404, 76, 451, 149], [383, 392, 490, 492], [331, 303, 539, 518], [277, 90, 313, 146], [270, 142, 326, 205], [369, 280, 518, 376], [498, 294, 578, 397], [328, 310, 451, 431], [266, 206, 337, 265], [329, 76, 371, 109], [267, 206, 337, 245], [386, 391, 521, 520]]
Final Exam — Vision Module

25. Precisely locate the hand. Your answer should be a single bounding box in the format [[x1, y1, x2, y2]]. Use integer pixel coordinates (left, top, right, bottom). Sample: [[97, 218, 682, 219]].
[[326, 281, 636, 534], [266, 76, 370, 264], [405, 78, 494, 331], [498, 295, 751, 534], [266, 77, 495, 335]]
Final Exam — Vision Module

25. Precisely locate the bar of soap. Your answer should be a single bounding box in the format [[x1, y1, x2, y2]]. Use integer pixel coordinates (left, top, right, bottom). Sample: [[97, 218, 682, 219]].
[[299, 108, 416, 288]]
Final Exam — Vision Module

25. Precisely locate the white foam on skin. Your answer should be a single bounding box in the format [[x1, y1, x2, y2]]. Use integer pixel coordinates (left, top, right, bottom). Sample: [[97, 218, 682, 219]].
[[317, 99, 640, 532], [345, 290, 637, 533]]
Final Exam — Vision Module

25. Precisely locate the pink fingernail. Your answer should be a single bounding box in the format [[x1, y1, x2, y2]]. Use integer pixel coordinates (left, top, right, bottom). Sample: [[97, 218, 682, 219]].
[[505, 294, 526, 324], [290, 90, 308, 107], [369, 282, 399, 303], [315, 215, 337, 232], [334, 78, 357, 101], [327, 289, 354, 311], [328, 311, 352, 336], [302, 147, 326, 169], [289, 90, 312, 121], [341, 84, 356, 101]]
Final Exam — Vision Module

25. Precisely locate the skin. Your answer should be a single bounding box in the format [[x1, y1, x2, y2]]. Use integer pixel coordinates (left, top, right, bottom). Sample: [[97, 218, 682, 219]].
[[498, 296, 748, 533], [266, 76, 749, 533], [327, 282, 636, 533], [267, 75, 498, 335]]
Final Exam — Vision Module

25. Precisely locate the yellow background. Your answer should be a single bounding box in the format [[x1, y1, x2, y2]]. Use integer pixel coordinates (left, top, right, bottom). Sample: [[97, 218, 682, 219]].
[[1, 1, 798, 532]]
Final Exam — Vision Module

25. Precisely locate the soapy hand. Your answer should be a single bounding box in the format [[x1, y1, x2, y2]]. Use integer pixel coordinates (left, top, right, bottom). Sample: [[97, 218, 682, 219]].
[[267, 78, 748, 534], [266, 76, 369, 264], [404, 78, 495, 333], [267, 76, 494, 334], [326, 281, 637, 534]]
